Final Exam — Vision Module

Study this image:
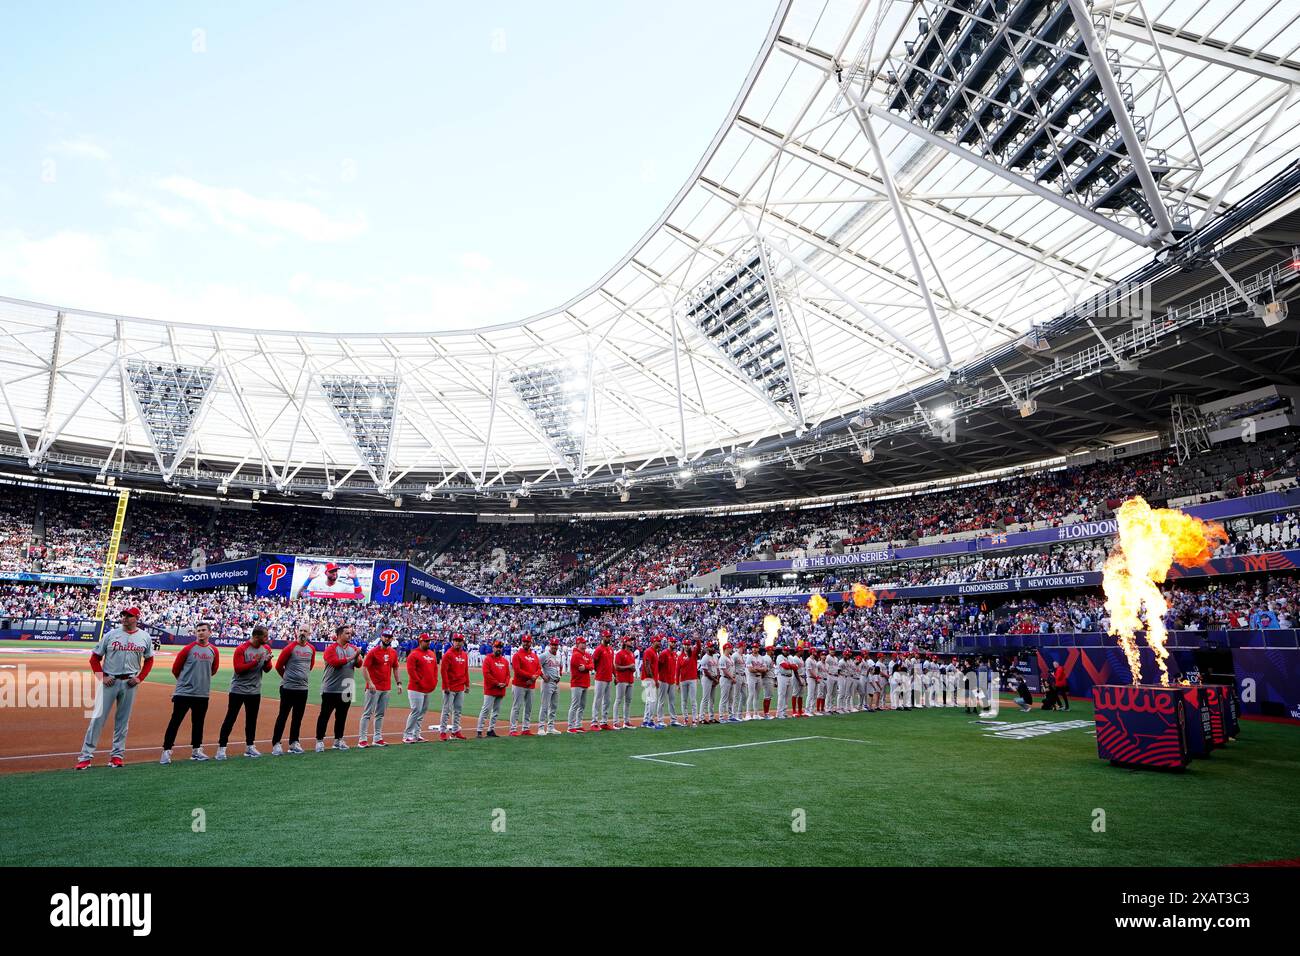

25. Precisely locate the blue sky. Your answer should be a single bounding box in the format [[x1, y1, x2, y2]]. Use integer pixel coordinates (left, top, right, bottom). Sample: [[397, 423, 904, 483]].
[[0, 1, 773, 332]]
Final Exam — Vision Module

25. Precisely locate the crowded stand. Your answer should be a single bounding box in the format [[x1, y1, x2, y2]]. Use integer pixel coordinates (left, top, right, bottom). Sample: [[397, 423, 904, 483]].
[[0, 430, 1297, 596], [5, 574, 1297, 655]]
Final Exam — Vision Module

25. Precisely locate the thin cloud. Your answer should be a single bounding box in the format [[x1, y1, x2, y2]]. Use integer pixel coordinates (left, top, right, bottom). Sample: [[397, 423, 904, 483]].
[[157, 175, 367, 243], [49, 137, 112, 162]]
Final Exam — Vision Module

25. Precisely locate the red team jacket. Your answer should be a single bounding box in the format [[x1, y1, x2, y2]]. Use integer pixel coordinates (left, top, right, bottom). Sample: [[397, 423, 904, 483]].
[[482, 655, 511, 697], [441, 647, 470, 692], [363, 645, 400, 691], [592, 643, 614, 682], [614, 648, 636, 684], [511, 648, 541, 688], [678, 645, 698, 681], [570, 647, 593, 689], [641, 646, 659, 682], [657, 646, 679, 684], [405, 647, 439, 694]]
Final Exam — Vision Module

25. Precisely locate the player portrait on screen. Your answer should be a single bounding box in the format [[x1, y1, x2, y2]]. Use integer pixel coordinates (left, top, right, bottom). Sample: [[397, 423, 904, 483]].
[[290, 558, 374, 601]]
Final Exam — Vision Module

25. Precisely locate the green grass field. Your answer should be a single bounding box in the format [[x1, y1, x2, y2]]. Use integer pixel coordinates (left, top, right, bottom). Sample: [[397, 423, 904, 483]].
[[2, 640, 1298, 866]]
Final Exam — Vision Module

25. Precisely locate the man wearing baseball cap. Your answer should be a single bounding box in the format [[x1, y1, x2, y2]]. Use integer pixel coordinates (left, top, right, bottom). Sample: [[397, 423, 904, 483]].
[[537, 637, 563, 736], [639, 634, 661, 729], [77, 607, 155, 769], [358, 629, 401, 748], [655, 636, 682, 728], [611, 636, 637, 730], [438, 633, 469, 741], [508, 634, 542, 736], [566, 635, 593, 734], [727, 641, 746, 722], [477, 639, 510, 738], [402, 633, 437, 743], [590, 631, 615, 731]]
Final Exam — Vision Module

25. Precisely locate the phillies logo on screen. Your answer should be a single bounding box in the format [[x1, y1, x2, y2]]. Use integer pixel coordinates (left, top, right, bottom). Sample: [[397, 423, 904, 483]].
[[378, 567, 400, 597], [264, 563, 288, 592]]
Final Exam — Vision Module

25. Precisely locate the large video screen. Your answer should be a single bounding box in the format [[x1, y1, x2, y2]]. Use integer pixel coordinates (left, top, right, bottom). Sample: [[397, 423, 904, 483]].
[[289, 557, 375, 602]]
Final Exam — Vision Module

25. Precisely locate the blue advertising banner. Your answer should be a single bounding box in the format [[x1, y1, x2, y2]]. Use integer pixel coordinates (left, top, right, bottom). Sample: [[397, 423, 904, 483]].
[[255, 554, 296, 599], [735, 488, 1300, 574], [482, 594, 635, 606], [370, 560, 407, 605], [112, 557, 259, 591], [0, 572, 98, 586], [403, 567, 483, 604]]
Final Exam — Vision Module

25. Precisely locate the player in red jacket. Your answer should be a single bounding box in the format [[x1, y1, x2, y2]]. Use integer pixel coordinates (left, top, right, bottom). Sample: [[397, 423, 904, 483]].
[[567, 635, 594, 734], [439, 633, 470, 740], [590, 632, 615, 731], [477, 639, 511, 738], [509, 635, 542, 736], [656, 636, 682, 727], [359, 630, 401, 747], [612, 636, 637, 729], [402, 633, 438, 743], [640, 635, 661, 729], [678, 639, 700, 727]]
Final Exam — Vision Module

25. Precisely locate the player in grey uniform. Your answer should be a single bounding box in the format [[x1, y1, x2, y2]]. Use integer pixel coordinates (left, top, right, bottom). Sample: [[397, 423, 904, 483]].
[[717, 643, 736, 722], [822, 650, 841, 713], [775, 645, 798, 718], [761, 646, 777, 718], [160, 620, 218, 764], [538, 637, 563, 736], [728, 644, 746, 721], [840, 653, 858, 712], [855, 654, 871, 711], [78, 607, 156, 769], [697, 642, 719, 723], [743, 645, 764, 720]]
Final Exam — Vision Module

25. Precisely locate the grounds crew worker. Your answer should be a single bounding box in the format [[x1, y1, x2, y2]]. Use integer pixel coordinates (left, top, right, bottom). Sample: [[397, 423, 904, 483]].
[[78, 606, 155, 769], [160, 619, 219, 764], [477, 639, 510, 738]]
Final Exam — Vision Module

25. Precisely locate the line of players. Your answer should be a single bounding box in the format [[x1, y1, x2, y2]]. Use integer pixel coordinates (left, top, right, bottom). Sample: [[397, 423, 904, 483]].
[[75, 607, 979, 768]]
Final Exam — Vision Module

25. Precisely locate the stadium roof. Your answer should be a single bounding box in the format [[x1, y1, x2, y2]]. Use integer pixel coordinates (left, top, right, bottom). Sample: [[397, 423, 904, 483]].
[[2, 0, 1300, 512]]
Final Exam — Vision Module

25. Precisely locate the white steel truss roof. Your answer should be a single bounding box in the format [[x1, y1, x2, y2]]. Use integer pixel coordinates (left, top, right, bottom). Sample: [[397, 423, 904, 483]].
[[1, 0, 1298, 498]]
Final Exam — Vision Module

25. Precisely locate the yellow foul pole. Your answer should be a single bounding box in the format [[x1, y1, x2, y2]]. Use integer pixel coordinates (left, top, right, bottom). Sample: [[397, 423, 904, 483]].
[[93, 489, 131, 624]]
